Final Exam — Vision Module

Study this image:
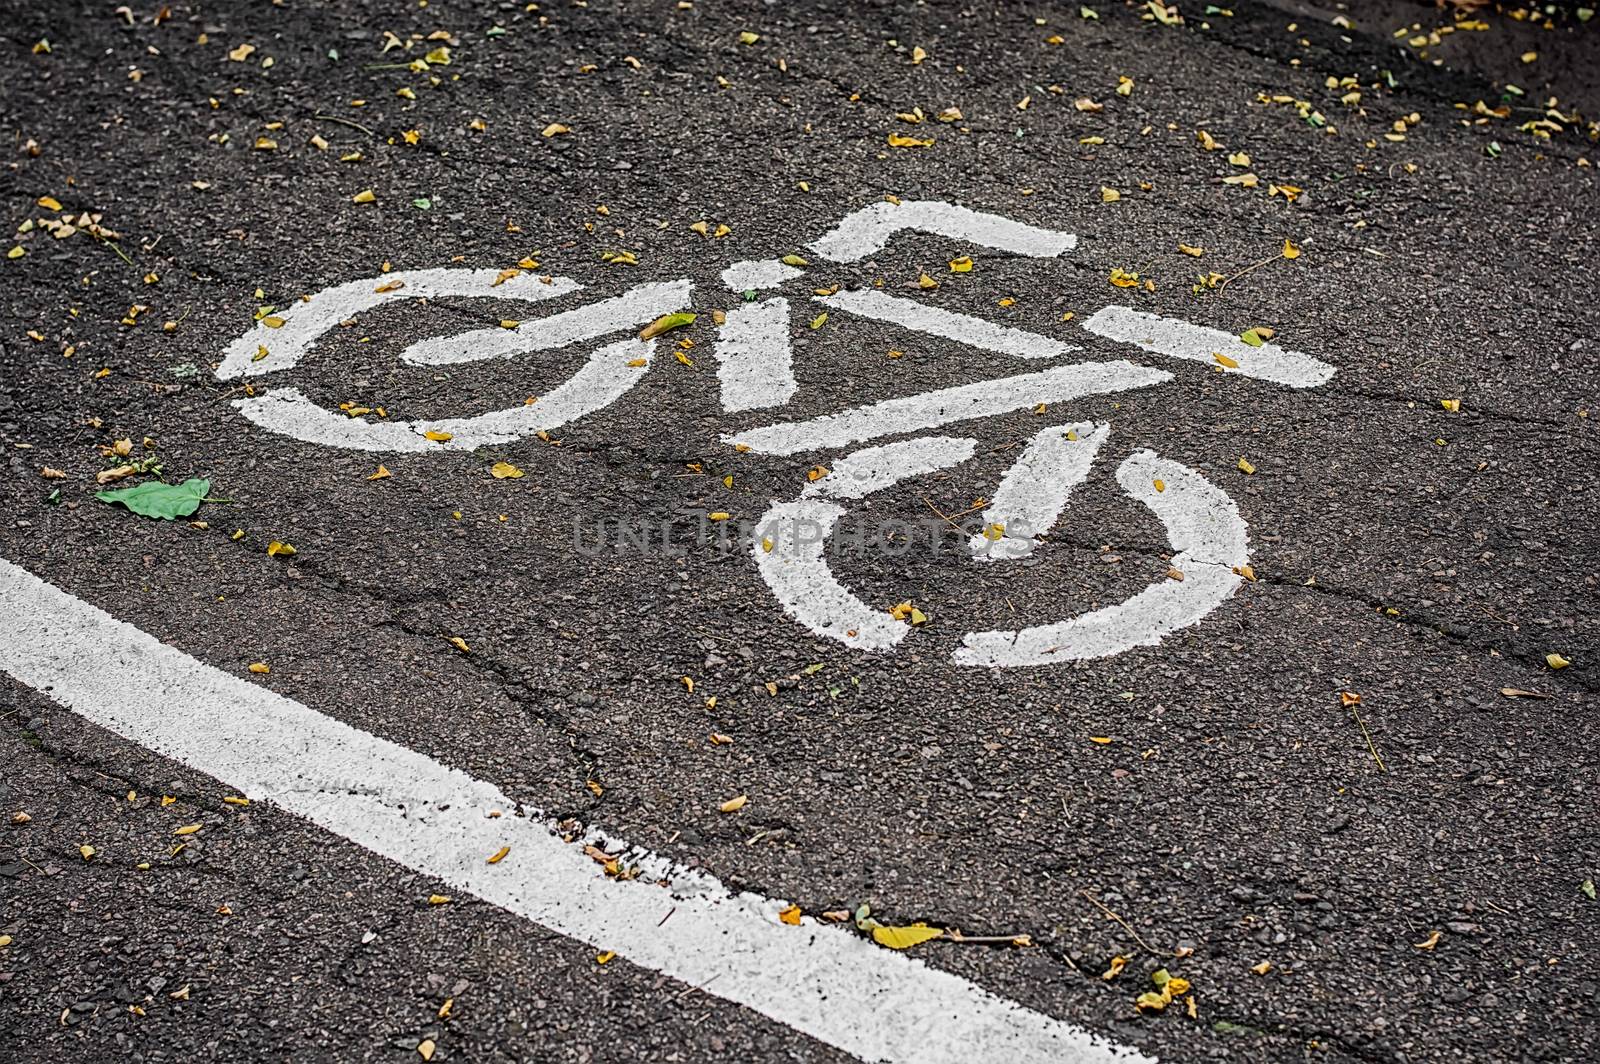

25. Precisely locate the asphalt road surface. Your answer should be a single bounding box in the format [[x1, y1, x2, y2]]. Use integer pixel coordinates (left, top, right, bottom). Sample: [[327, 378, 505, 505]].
[[2, 2, 1597, 1062]]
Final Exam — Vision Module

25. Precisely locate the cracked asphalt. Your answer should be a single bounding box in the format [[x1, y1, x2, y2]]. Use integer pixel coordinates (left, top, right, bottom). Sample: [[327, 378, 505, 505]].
[[2, 1, 1597, 1062]]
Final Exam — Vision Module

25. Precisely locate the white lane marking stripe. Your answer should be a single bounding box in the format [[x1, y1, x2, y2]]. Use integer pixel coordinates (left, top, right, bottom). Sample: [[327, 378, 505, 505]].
[[720, 259, 804, 292], [954, 451, 1247, 667], [217, 269, 583, 379], [715, 298, 798, 412], [820, 289, 1079, 360], [802, 435, 978, 501], [1083, 305, 1335, 389], [231, 337, 652, 452], [400, 281, 692, 366], [723, 362, 1172, 457], [0, 558, 1151, 1064], [968, 422, 1110, 562], [808, 200, 1077, 262]]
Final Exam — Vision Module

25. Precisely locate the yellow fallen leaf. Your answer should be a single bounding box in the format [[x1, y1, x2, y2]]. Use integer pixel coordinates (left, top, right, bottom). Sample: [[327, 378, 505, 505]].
[[720, 794, 748, 813], [1440, 398, 1460, 412], [810, 312, 828, 330], [1103, 954, 1127, 980], [1152, 478, 1166, 493], [487, 845, 510, 865], [367, 465, 391, 481], [872, 924, 944, 950], [490, 461, 524, 480], [886, 133, 934, 148], [949, 256, 973, 272], [1222, 172, 1260, 187], [708, 511, 730, 521], [1197, 129, 1218, 150], [918, 272, 939, 289], [447, 636, 470, 654], [1283, 239, 1301, 259], [1414, 930, 1442, 950], [1237, 457, 1256, 474], [352, 189, 376, 204], [1089, 736, 1113, 744], [1251, 960, 1273, 975], [1109, 267, 1140, 288], [37, 195, 63, 211], [640, 311, 696, 339], [779, 905, 803, 926], [80, 845, 96, 860], [1214, 352, 1240, 369], [1546, 653, 1570, 669], [1136, 991, 1169, 1011], [1178, 244, 1204, 256], [428, 894, 451, 905], [174, 824, 203, 836], [248, 662, 270, 674], [1100, 186, 1121, 202], [681, 675, 694, 693], [266, 541, 296, 557], [417, 1039, 436, 1061], [541, 123, 571, 137], [423, 430, 453, 442]]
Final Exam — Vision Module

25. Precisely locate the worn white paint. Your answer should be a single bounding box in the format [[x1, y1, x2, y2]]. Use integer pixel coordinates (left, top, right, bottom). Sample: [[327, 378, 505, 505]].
[[968, 422, 1110, 562], [755, 438, 978, 650], [217, 268, 583, 379], [715, 298, 798, 412], [803, 435, 979, 501], [233, 337, 653, 452], [401, 281, 691, 366], [721, 259, 805, 292], [1083, 306, 1335, 389], [0, 558, 1152, 1064], [954, 450, 1249, 666], [819, 289, 1079, 360], [808, 201, 1077, 263], [724, 362, 1171, 457]]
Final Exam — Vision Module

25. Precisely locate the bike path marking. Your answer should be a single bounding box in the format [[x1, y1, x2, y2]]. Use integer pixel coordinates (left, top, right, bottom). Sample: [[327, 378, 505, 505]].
[[0, 558, 1150, 1064], [1082, 306, 1334, 389], [723, 361, 1170, 457]]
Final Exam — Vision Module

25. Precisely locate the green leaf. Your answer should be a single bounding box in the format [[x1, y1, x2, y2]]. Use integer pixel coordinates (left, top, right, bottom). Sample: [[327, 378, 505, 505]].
[[412, 197, 433, 210], [1583, 879, 1596, 901], [1239, 329, 1265, 347], [639, 311, 696, 340], [1080, 5, 1099, 18], [95, 478, 211, 520]]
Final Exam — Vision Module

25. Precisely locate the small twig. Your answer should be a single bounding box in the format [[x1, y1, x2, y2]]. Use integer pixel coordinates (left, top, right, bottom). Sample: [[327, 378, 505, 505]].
[[657, 906, 676, 927], [1351, 708, 1387, 772], [1216, 250, 1286, 294], [313, 113, 375, 137], [920, 496, 965, 533], [945, 930, 1034, 947], [671, 973, 720, 1002], [1079, 889, 1159, 954], [95, 235, 135, 268]]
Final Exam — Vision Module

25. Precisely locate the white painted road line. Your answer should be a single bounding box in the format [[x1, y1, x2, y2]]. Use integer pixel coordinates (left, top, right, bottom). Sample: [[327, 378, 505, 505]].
[[714, 297, 799, 412], [968, 422, 1111, 562], [820, 288, 1080, 360], [400, 280, 691, 366], [0, 558, 1152, 1064], [217, 267, 583, 379], [724, 361, 1172, 457], [233, 336, 653, 451], [954, 451, 1249, 667], [1082, 305, 1336, 389], [808, 200, 1077, 262]]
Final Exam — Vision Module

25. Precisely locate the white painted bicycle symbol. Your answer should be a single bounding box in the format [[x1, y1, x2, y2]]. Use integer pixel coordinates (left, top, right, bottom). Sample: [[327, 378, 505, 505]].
[[217, 201, 1334, 667]]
